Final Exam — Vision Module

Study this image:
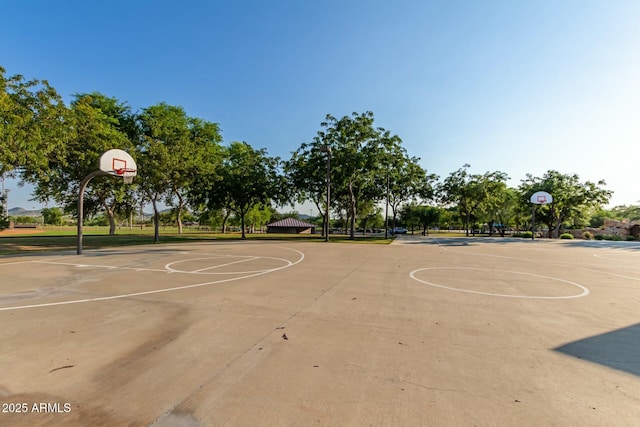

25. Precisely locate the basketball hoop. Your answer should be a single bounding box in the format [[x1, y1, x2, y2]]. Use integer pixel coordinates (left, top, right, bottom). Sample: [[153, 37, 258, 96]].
[[115, 168, 137, 184]]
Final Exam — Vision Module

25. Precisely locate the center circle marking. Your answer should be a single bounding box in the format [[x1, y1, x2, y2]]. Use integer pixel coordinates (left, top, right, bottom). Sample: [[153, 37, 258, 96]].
[[165, 256, 291, 274], [409, 267, 589, 299]]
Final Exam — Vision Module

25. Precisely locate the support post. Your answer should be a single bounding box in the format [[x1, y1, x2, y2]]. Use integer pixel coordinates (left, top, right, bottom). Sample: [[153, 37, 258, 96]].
[[77, 170, 108, 255], [531, 204, 535, 241]]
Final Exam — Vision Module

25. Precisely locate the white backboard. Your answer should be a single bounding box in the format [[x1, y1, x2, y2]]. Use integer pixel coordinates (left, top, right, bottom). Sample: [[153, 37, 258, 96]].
[[99, 149, 137, 176], [530, 191, 552, 205]]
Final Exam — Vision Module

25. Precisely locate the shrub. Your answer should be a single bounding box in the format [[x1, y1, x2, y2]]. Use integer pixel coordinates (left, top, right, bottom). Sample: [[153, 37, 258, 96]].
[[582, 231, 593, 240], [594, 235, 604, 240], [600, 235, 623, 241], [513, 231, 533, 238], [626, 235, 638, 241], [560, 233, 574, 239]]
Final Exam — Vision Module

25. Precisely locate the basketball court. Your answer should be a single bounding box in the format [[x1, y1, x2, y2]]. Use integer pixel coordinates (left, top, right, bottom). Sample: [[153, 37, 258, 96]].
[[1, 237, 639, 426]]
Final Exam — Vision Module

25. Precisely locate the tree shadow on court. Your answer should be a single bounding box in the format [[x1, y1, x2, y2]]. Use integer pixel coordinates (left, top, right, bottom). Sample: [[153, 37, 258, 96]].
[[397, 237, 545, 246], [398, 236, 640, 250], [554, 323, 640, 377], [560, 240, 640, 251]]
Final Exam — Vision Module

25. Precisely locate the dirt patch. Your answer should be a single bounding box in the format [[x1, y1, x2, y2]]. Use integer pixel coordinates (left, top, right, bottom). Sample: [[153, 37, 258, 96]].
[[0, 228, 45, 236]]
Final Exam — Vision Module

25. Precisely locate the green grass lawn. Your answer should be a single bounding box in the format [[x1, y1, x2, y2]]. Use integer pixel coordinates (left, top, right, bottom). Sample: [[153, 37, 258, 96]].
[[0, 226, 394, 255]]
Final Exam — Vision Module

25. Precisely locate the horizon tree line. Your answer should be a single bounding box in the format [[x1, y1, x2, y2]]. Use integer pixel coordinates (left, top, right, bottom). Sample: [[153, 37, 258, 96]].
[[1, 65, 625, 239]]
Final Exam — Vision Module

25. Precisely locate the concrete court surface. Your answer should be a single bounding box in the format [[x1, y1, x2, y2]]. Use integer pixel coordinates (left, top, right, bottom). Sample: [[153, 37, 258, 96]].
[[0, 236, 639, 426]]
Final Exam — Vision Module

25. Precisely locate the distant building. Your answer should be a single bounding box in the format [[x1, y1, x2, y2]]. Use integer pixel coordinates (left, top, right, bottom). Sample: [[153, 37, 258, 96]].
[[266, 218, 316, 234]]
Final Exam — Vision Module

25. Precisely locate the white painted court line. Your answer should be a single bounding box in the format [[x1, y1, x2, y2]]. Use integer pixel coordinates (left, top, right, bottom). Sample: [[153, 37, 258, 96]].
[[0, 256, 67, 266], [192, 256, 259, 273], [409, 267, 590, 299], [34, 260, 169, 273], [428, 237, 640, 281], [164, 256, 292, 275], [0, 246, 304, 311]]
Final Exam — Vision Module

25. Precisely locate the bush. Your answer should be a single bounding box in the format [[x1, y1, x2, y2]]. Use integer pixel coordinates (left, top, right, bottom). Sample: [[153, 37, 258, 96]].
[[626, 235, 638, 241], [582, 231, 593, 240], [597, 234, 623, 241], [513, 231, 533, 238], [594, 235, 604, 240], [560, 233, 574, 239]]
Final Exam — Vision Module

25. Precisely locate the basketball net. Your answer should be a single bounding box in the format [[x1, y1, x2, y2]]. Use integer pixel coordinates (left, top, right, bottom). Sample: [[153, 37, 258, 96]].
[[116, 168, 137, 184]]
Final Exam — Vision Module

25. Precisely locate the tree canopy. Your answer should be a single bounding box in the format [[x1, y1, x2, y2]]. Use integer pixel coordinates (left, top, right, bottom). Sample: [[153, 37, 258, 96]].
[[2, 64, 625, 240], [519, 170, 612, 237]]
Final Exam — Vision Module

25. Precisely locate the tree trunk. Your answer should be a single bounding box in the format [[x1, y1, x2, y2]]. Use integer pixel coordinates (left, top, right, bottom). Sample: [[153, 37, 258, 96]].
[[107, 208, 116, 235], [175, 190, 186, 234], [553, 219, 563, 238], [152, 197, 160, 242], [177, 204, 183, 234], [240, 208, 246, 239], [221, 210, 230, 233], [465, 213, 471, 237], [349, 183, 356, 240]]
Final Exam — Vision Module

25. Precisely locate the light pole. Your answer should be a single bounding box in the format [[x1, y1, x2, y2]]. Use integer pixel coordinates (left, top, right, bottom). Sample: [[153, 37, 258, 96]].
[[384, 172, 389, 239], [319, 145, 331, 242]]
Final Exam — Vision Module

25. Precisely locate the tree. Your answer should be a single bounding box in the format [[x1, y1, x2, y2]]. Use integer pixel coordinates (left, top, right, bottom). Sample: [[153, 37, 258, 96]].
[[137, 103, 223, 241], [356, 199, 382, 234], [245, 203, 273, 233], [519, 170, 612, 238], [285, 142, 332, 236], [0, 66, 68, 179], [314, 112, 389, 239], [399, 203, 420, 234], [607, 204, 640, 222], [385, 153, 438, 231], [416, 205, 442, 236], [41, 207, 63, 225], [31, 93, 134, 234], [477, 182, 518, 236], [205, 141, 280, 239], [440, 165, 509, 236]]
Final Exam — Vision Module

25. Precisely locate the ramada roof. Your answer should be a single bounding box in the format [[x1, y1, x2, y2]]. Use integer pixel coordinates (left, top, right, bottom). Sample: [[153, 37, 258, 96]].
[[267, 218, 315, 228]]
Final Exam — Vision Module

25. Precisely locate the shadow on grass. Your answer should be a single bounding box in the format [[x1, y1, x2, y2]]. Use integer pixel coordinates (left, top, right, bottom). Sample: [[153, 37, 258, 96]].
[[554, 323, 640, 377]]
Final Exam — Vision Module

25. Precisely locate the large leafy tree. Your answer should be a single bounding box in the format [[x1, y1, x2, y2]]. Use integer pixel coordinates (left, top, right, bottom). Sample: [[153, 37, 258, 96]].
[[519, 170, 612, 237], [416, 205, 442, 236], [31, 93, 134, 234], [137, 103, 223, 240], [440, 164, 509, 236], [285, 142, 332, 236], [604, 204, 640, 222], [0, 66, 69, 179], [476, 180, 519, 236], [385, 152, 438, 231], [314, 112, 395, 239], [205, 141, 280, 239]]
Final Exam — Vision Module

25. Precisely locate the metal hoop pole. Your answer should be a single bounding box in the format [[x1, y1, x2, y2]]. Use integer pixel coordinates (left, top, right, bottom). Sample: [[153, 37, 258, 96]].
[[77, 170, 108, 255]]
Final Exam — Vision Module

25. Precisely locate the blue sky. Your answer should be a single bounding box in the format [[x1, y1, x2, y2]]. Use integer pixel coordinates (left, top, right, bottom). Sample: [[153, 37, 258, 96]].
[[3, 0, 640, 212]]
